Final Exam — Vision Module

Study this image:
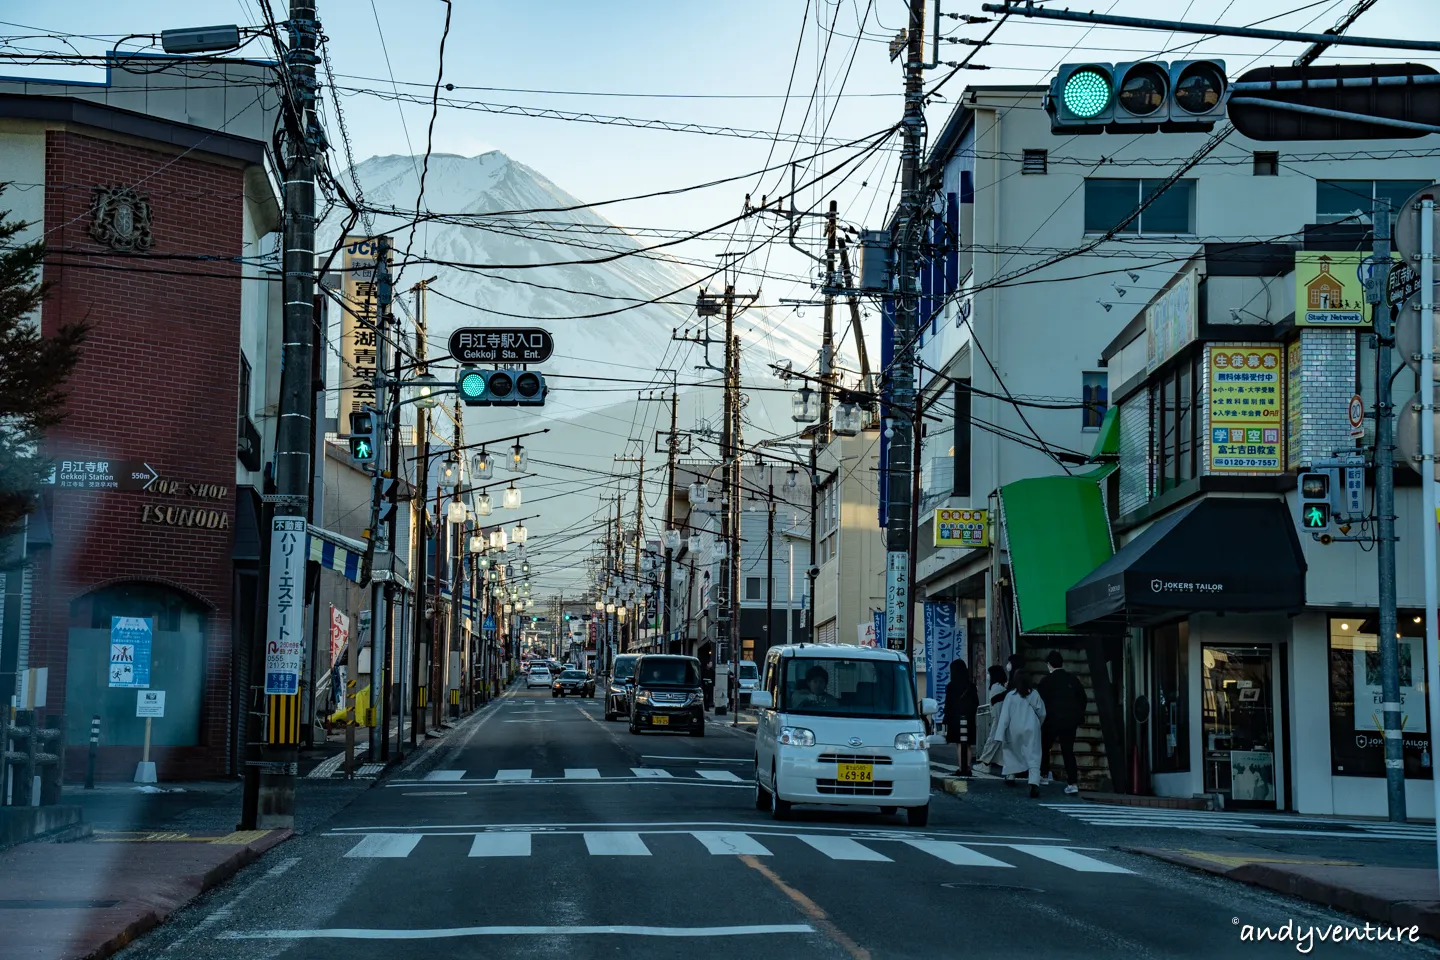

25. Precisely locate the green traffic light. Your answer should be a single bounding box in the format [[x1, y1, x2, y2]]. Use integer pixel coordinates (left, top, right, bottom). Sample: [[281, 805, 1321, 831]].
[[460, 371, 486, 398], [351, 438, 373, 460], [1063, 68, 1112, 119], [1304, 505, 1328, 528]]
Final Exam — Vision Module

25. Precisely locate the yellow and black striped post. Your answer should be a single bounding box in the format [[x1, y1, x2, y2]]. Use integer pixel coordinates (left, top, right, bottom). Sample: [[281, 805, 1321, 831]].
[[267, 693, 301, 745]]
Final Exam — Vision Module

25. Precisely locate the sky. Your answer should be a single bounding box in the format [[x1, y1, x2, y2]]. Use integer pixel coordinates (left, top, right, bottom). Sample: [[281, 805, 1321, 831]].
[[5, 0, 1440, 594]]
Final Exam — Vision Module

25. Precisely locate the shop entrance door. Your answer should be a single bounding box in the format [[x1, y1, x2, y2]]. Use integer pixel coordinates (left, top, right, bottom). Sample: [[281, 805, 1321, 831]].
[[1201, 644, 1278, 808]]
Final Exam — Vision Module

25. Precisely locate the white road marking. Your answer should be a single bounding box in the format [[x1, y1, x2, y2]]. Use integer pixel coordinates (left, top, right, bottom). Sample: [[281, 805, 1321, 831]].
[[469, 833, 532, 857], [630, 768, 674, 778], [344, 834, 421, 858], [693, 831, 772, 856], [584, 832, 651, 856], [494, 769, 532, 780], [423, 770, 466, 781], [1008, 844, 1133, 873], [219, 923, 816, 940], [797, 835, 892, 862], [564, 768, 601, 779], [326, 820, 1063, 842], [696, 770, 742, 782], [641, 755, 750, 763], [902, 839, 1014, 868], [402, 791, 467, 797]]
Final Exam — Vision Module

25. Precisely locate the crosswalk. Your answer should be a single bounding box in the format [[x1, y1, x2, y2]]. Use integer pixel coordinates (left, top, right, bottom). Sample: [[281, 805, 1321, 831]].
[[1041, 802, 1437, 841], [333, 828, 1134, 874], [396, 767, 750, 786]]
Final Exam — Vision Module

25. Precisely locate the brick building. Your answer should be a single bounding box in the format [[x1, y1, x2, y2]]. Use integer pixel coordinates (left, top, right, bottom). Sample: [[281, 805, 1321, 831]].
[[0, 56, 283, 782]]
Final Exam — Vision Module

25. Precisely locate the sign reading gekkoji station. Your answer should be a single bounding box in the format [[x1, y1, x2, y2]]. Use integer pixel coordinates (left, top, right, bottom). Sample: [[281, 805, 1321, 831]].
[[265, 518, 308, 695], [449, 327, 554, 364]]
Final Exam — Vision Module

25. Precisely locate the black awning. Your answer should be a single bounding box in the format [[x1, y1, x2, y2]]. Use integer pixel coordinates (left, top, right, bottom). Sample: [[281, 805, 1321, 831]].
[[1066, 497, 1306, 628], [231, 486, 262, 563]]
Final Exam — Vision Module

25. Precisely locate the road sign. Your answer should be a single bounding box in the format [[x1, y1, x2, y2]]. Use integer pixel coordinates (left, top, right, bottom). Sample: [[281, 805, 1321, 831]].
[[109, 617, 152, 688], [484, 615, 496, 631], [57, 459, 158, 491], [1393, 183, 1440, 263], [449, 327, 554, 364], [1389, 262, 1421, 307], [1344, 466, 1365, 517], [1399, 291, 1440, 377], [136, 690, 166, 718], [1348, 394, 1366, 438]]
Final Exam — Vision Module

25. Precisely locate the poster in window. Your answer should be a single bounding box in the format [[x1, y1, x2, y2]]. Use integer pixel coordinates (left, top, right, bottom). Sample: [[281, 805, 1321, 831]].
[[1207, 345, 1283, 473], [1229, 750, 1276, 802], [1329, 617, 1431, 779], [1353, 635, 1428, 734]]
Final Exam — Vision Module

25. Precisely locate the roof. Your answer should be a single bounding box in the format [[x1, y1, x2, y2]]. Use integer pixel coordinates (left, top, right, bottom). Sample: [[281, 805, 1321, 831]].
[[765, 643, 905, 661]]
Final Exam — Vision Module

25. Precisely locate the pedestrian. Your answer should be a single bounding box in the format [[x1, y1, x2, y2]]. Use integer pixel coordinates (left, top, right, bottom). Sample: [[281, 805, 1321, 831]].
[[944, 659, 979, 776], [989, 670, 1047, 798], [985, 665, 1008, 706], [1006, 652, 1025, 687], [1037, 650, 1088, 795], [974, 665, 1010, 772]]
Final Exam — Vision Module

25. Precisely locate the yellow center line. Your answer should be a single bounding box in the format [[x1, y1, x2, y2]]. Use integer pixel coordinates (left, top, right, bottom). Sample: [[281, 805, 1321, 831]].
[[738, 854, 870, 960]]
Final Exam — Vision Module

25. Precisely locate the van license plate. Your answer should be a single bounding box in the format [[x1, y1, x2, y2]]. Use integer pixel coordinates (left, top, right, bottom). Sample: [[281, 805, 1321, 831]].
[[836, 763, 873, 783], [652, 715, 669, 726]]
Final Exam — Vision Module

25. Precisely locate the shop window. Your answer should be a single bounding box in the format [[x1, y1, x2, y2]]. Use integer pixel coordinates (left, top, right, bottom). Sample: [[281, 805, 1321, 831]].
[[1328, 614, 1431, 779], [1151, 621, 1190, 773], [1201, 644, 1278, 806], [1084, 178, 1196, 235], [1153, 354, 1200, 492], [1316, 179, 1430, 224], [64, 582, 208, 749]]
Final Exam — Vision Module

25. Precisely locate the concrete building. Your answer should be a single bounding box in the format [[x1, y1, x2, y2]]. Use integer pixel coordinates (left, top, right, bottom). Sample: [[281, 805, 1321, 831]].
[[811, 427, 886, 650]]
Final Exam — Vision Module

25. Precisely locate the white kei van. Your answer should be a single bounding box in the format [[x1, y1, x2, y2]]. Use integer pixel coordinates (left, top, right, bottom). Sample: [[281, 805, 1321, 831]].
[[750, 644, 937, 826]]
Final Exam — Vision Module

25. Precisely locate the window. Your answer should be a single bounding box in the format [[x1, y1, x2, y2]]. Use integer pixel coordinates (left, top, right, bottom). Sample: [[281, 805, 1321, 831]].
[[238, 352, 252, 420], [1151, 620, 1190, 774], [1152, 354, 1199, 492], [1317, 180, 1430, 224], [1084, 178, 1196, 235], [1082, 372, 1108, 431], [1328, 614, 1431, 779], [636, 657, 700, 686], [780, 656, 917, 718], [1253, 151, 1279, 176], [1022, 149, 1048, 175], [745, 576, 762, 601]]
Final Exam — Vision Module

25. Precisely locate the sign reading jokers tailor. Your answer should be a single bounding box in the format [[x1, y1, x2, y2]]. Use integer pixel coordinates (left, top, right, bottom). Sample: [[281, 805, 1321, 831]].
[[265, 518, 308, 695], [1208, 345, 1283, 473]]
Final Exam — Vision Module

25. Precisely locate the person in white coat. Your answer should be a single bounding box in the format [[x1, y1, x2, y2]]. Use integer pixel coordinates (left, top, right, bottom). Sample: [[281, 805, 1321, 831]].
[[989, 669, 1047, 798]]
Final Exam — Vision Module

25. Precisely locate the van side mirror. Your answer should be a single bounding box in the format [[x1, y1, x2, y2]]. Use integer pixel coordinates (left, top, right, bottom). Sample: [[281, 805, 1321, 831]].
[[749, 691, 773, 710], [921, 697, 938, 717]]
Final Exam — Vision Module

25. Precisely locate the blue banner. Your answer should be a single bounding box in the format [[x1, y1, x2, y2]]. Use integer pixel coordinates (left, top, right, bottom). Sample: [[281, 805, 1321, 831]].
[[923, 602, 957, 722], [109, 616, 152, 688]]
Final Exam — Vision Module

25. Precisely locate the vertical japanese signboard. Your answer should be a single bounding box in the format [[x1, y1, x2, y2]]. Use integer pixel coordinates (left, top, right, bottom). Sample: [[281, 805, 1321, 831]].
[[1145, 268, 1198, 371], [1208, 345, 1284, 473], [109, 617, 152, 688], [265, 518, 308, 695], [338, 236, 391, 420], [1285, 339, 1303, 470], [885, 551, 908, 643]]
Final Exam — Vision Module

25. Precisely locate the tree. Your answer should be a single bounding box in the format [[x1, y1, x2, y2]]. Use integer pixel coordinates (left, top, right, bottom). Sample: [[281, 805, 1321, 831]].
[[0, 184, 88, 533]]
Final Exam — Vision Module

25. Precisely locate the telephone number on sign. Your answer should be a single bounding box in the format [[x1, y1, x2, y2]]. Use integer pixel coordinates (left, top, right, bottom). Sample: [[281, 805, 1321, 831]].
[[1213, 457, 1280, 468]]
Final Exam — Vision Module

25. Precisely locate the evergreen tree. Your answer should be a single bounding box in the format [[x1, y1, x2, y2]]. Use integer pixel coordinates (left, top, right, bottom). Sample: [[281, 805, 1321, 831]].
[[0, 184, 88, 533]]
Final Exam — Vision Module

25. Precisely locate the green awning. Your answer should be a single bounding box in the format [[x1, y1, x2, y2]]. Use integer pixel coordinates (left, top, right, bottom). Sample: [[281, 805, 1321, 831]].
[[999, 475, 1115, 634], [1090, 405, 1120, 460], [1075, 462, 1118, 481]]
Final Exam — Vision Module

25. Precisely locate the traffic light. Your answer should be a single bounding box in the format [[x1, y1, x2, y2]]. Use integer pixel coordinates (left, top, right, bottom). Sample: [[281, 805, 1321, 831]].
[[1229, 63, 1440, 141], [348, 410, 376, 463], [1046, 59, 1228, 134], [1298, 471, 1333, 537], [456, 367, 547, 407]]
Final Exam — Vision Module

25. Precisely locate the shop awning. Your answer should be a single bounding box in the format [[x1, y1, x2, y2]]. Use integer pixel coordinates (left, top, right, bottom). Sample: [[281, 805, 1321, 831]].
[[1090, 406, 1120, 460], [1066, 497, 1306, 628], [999, 476, 1114, 635], [308, 525, 367, 584]]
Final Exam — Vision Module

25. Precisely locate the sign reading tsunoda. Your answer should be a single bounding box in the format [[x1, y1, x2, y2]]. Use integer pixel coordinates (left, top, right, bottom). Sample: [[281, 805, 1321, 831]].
[[449, 327, 554, 364]]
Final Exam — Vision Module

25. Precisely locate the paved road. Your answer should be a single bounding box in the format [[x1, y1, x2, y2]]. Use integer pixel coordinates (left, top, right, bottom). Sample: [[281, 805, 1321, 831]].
[[117, 687, 1440, 959]]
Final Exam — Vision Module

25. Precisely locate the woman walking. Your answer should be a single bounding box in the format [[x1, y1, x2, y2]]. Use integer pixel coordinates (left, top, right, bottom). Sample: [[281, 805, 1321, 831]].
[[944, 659, 979, 776], [989, 671, 1048, 798]]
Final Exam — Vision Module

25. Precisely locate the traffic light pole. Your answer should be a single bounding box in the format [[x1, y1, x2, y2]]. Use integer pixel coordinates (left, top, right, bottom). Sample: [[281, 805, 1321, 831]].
[[1371, 200, 1407, 823], [244, 0, 319, 830]]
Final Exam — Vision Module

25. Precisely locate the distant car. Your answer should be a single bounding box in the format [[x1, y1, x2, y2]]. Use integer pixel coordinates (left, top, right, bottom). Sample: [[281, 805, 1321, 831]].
[[737, 660, 760, 704], [553, 669, 596, 698], [526, 666, 553, 689], [604, 654, 641, 721]]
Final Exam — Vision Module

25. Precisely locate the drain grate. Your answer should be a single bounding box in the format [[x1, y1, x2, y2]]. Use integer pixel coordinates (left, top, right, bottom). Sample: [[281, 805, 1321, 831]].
[[0, 900, 121, 909]]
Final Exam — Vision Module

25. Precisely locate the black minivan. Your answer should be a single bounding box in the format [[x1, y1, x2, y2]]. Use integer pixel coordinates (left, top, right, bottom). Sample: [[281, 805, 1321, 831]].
[[627, 654, 705, 737]]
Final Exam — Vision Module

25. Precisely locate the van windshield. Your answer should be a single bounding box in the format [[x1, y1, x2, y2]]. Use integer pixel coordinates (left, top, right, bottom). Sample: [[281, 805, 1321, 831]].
[[781, 657, 917, 719], [612, 657, 638, 682], [636, 658, 700, 687], [738, 663, 759, 681]]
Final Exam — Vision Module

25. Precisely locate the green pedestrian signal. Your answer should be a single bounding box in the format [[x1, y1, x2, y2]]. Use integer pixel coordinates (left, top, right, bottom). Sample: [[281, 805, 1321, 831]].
[[1297, 470, 1333, 537], [347, 410, 377, 463], [1303, 504, 1329, 529]]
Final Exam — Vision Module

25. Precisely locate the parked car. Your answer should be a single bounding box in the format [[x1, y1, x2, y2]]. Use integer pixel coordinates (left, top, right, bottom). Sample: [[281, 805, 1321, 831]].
[[737, 659, 760, 704], [553, 669, 596, 698], [750, 644, 938, 826], [603, 654, 640, 720], [526, 665, 553, 689], [627, 654, 705, 737]]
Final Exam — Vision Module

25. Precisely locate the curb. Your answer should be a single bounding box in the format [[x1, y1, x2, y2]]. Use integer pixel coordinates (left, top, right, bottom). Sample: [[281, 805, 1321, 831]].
[[1127, 847, 1440, 940]]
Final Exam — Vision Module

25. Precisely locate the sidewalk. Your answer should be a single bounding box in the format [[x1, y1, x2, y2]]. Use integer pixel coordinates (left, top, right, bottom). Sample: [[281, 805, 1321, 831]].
[[1134, 847, 1440, 939]]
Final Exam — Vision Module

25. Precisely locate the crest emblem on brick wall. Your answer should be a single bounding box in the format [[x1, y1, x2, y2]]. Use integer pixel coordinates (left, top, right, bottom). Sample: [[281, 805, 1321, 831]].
[[89, 186, 153, 252]]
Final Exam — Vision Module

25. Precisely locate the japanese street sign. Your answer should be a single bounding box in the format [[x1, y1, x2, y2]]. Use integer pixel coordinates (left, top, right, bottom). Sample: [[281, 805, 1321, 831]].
[[109, 617, 152, 688], [885, 550, 908, 642], [1344, 466, 1365, 517], [136, 690, 166, 718], [1392, 182, 1440, 264], [57, 459, 158, 491], [484, 615, 496, 631], [264, 518, 308, 695], [1388, 261, 1420, 307], [1348, 394, 1366, 439], [448, 327, 554, 364]]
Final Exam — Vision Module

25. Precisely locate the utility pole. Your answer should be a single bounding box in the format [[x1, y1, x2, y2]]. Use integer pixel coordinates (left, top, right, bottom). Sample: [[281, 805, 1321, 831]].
[[820, 200, 838, 432], [245, 0, 320, 830], [447, 396, 464, 726], [764, 466, 775, 661], [365, 237, 393, 763], [664, 382, 678, 652], [882, 0, 927, 655], [615, 453, 645, 648], [838, 240, 874, 397], [1371, 198, 1406, 822], [409, 282, 431, 749]]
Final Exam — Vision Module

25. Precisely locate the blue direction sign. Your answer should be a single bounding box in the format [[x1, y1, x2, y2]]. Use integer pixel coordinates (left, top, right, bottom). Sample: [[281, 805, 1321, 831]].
[[484, 615, 497, 631]]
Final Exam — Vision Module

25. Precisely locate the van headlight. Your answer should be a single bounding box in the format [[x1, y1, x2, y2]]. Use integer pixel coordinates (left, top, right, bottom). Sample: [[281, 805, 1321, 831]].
[[893, 732, 927, 751], [778, 726, 815, 747]]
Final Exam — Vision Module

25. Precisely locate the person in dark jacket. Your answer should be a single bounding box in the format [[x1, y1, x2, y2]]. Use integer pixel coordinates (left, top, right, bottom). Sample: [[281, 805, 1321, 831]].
[[944, 659, 979, 776], [1006, 652, 1025, 687], [1036, 650, 1088, 794]]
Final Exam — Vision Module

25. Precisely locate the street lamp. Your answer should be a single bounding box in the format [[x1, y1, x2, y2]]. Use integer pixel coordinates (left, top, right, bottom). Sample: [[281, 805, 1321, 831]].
[[791, 384, 819, 423], [503, 483, 522, 509], [606, 602, 616, 614], [511, 522, 528, 544], [468, 534, 484, 554], [688, 533, 705, 554], [489, 529, 508, 551], [472, 449, 493, 480], [440, 457, 459, 492], [509, 441, 527, 472], [504, 602, 514, 614], [594, 599, 604, 611], [786, 466, 799, 490], [412, 372, 441, 409], [616, 605, 627, 622], [688, 480, 709, 505], [833, 397, 862, 437], [446, 497, 467, 524], [477, 492, 493, 516], [662, 529, 682, 551]]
